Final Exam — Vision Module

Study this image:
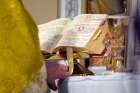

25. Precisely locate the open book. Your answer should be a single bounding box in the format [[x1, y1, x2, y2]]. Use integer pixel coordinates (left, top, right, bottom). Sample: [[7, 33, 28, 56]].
[[38, 14, 110, 54]]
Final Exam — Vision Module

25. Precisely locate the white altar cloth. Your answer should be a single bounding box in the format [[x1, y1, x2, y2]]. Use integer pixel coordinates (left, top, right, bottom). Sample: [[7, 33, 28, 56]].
[[58, 73, 140, 93]]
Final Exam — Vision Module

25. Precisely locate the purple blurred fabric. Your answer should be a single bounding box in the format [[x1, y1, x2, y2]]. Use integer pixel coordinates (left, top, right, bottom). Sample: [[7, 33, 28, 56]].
[[45, 60, 69, 90]]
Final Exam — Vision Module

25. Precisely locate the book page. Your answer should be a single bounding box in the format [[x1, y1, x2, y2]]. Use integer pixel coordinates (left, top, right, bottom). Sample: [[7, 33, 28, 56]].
[[56, 14, 108, 49], [38, 18, 71, 53]]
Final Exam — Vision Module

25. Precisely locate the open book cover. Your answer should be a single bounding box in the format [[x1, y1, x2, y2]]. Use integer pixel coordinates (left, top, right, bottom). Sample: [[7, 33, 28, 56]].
[[38, 14, 110, 54]]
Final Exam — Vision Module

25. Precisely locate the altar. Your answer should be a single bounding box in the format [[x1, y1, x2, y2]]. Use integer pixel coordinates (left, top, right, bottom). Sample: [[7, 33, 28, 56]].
[[58, 73, 140, 93]]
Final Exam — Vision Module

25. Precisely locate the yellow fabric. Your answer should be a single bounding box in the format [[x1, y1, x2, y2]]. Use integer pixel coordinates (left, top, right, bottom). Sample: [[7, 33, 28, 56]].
[[88, 0, 124, 14], [0, 0, 43, 93]]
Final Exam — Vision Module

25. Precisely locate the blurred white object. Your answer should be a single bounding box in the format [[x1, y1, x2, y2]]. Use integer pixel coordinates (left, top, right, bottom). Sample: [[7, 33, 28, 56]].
[[38, 18, 70, 53], [58, 73, 140, 93], [88, 66, 107, 75]]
